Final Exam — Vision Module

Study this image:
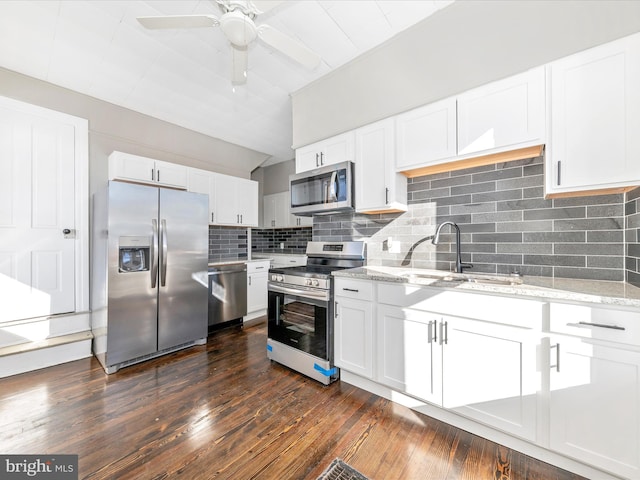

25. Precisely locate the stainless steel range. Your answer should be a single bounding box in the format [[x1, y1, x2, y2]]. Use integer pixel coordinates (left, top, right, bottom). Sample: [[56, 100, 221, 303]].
[[267, 241, 365, 385]]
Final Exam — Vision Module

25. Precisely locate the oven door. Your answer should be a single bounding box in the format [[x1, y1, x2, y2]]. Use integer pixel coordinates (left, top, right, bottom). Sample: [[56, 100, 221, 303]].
[[267, 283, 330, 360]]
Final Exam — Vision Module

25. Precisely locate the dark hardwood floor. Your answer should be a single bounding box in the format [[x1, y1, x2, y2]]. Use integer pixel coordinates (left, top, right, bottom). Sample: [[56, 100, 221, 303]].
[[0, 321, 586, 480]]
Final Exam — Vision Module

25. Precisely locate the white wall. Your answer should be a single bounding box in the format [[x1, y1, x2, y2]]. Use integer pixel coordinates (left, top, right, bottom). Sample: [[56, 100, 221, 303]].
[[292, 0, 640, 148], [0, 66, 270, 198]]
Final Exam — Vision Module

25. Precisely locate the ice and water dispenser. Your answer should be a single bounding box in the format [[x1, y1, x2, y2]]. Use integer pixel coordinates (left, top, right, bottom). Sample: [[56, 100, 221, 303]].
[[118, 236, 150, 273]]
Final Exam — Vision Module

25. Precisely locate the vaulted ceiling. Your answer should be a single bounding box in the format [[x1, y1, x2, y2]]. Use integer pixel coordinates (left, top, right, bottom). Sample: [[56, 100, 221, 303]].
[[0, 1, 454, 166]]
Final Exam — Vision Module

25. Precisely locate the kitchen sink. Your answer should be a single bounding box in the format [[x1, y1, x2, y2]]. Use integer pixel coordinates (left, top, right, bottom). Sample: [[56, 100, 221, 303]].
[[399, 270, 523, 286]]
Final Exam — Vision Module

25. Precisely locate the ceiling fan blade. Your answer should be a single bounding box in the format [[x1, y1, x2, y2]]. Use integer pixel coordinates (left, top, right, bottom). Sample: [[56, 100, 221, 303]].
[[231, 45, 248, 85], [250, 0, 286, 14], [137, 15, 219, 30], [257, 24, 321, 70]]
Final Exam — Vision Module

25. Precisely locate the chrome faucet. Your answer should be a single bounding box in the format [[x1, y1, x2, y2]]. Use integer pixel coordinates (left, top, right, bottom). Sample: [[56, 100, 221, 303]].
[[432, 221, 473, 273]]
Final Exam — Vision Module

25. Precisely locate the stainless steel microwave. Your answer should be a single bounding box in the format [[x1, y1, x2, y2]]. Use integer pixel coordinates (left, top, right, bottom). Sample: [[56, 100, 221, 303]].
[[289, 161, 354, 216]]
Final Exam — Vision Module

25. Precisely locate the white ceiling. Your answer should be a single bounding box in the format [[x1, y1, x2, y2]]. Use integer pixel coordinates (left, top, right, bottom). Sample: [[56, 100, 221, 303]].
[[0, 0, 453, 167]]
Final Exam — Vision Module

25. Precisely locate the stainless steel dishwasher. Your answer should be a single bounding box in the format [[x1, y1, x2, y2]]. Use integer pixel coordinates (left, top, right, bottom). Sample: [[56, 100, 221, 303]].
[[208, 263, 247, 329]]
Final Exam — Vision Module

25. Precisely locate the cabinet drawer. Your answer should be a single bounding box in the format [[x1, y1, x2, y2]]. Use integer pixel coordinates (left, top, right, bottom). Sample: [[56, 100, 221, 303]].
[[247, 260, 270, 274], [377, 282, 544, 329], [549, 303, 640, 346], [334, 278, 373, 301]]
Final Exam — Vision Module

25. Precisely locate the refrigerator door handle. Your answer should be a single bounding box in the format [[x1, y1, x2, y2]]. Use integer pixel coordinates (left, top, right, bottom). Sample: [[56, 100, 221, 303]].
[[151, 219, 159, 288], [160, 219, 168, 287]]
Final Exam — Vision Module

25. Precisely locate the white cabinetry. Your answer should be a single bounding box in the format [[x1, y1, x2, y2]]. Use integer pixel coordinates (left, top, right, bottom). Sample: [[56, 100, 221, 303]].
[[263, 192, 288, 228], [546, 32, 640, 195], [355, 118, 407, 213], [334, 278, 374, 379], [395, 97, 457, 170], [263, 191, 312, 228], [377, 305, 442, 405], [441, 315, 539, 441], [214, 174, 258, 226], [548, 303, 640, 479], [109, 151, 187, 189], [187, 167, 216, 224], [375, 282, 541, 442], [295, 131, 355, 173], [246, 260, 269, 318], [457, 66, 545, 156]]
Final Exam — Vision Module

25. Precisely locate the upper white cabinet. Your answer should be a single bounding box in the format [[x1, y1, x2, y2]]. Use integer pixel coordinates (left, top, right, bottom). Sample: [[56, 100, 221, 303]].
[[214, 173, 259, 227], [263, 191, 312, 228], [546, 32, 640, 195], [295, 131, 355, 173], [109, 151, 187, 189], [355, 118, 407, 213], [187, 167, 216, 224], [457, 66, 545, 157], [395, 97, 457, 170]]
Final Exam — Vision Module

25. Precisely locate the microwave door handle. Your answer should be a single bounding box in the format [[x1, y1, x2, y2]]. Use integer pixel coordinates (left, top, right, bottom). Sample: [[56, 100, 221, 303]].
[[151, 219, 159, 288], [329, 171, 338, 201]]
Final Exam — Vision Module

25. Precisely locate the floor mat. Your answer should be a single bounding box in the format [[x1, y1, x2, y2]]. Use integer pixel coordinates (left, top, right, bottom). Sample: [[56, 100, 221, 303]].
[[317, 458, 369, 480]]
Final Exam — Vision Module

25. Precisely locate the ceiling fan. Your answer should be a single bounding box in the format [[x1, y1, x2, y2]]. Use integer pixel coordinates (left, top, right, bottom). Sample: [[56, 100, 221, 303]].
[[137, 0, 322, 85]]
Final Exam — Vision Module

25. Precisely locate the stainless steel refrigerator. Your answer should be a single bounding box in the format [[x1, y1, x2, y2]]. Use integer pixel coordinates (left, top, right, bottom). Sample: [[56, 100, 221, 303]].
[[91, 181, 208, 373]]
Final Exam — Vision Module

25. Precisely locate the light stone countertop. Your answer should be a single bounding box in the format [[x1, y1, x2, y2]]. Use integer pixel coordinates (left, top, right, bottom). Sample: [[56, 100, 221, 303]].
[[333, 266, 640, 309]]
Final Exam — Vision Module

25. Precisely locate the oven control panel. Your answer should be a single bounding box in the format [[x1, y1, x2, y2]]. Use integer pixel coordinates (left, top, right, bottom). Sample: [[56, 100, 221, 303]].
[[269, 273, 329, 290]]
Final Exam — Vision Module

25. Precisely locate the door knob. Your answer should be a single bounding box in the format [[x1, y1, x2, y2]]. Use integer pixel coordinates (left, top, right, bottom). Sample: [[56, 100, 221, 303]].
[[63, 229, 71, 234]]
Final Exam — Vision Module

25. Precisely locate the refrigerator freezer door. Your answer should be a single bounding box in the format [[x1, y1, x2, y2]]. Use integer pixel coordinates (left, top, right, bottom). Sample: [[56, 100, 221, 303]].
[[158, 188, 208, 350], [107, 182, 158, 365]]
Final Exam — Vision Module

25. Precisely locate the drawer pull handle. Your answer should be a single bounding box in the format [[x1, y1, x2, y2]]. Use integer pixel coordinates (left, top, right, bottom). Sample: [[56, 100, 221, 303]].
[[567, 321, 626, 331], [342, 288, 359, 292]]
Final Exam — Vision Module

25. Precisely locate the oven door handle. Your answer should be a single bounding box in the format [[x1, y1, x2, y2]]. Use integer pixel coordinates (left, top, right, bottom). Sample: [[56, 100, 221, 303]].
[[268, 283, 330, 301]]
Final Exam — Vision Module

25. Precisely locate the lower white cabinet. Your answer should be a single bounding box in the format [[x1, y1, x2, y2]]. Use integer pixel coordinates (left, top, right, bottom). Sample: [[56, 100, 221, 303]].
[[442, 315, 538, 441], [376, 303, 539, 441], [246, 261, 269, 315], [377, 305, 441, 405], [548, 302, 640, 479], [334, 279, 374, 379], [549, 336, 640, 480], [336, 275, 640, 479]]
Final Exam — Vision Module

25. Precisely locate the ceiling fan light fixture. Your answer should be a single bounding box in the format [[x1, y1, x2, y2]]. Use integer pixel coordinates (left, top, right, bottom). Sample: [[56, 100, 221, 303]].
[[220, 10, 257, 47]]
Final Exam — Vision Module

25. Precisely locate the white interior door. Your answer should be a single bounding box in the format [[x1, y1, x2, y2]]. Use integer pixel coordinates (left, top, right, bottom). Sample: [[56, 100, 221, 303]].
[[0, 107, 76, 322]]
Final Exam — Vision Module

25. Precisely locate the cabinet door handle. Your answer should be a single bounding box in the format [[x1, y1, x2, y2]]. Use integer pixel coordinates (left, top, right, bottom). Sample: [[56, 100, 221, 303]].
[[151, 169, 155, 181], [342, 288, 359, 292], [567, 321, 625, 331], [385, 187, 389, 205], [427, 320, 434, 343], [248, 276, 252, 286], [550, 343, 560, 372], [557, 161, 561, 186], [211, 213, 214, 223], [320, 152, 324, 165], [316, 153, 319, 167], [439, 320, 448, 345], [157, 169, 160, 182], [240, 214, 243, 224], [334, 302, 339, 318]]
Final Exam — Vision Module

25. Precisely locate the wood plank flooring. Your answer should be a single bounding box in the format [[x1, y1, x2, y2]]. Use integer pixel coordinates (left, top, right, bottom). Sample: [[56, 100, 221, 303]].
[[0, 321, 586, 480]]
